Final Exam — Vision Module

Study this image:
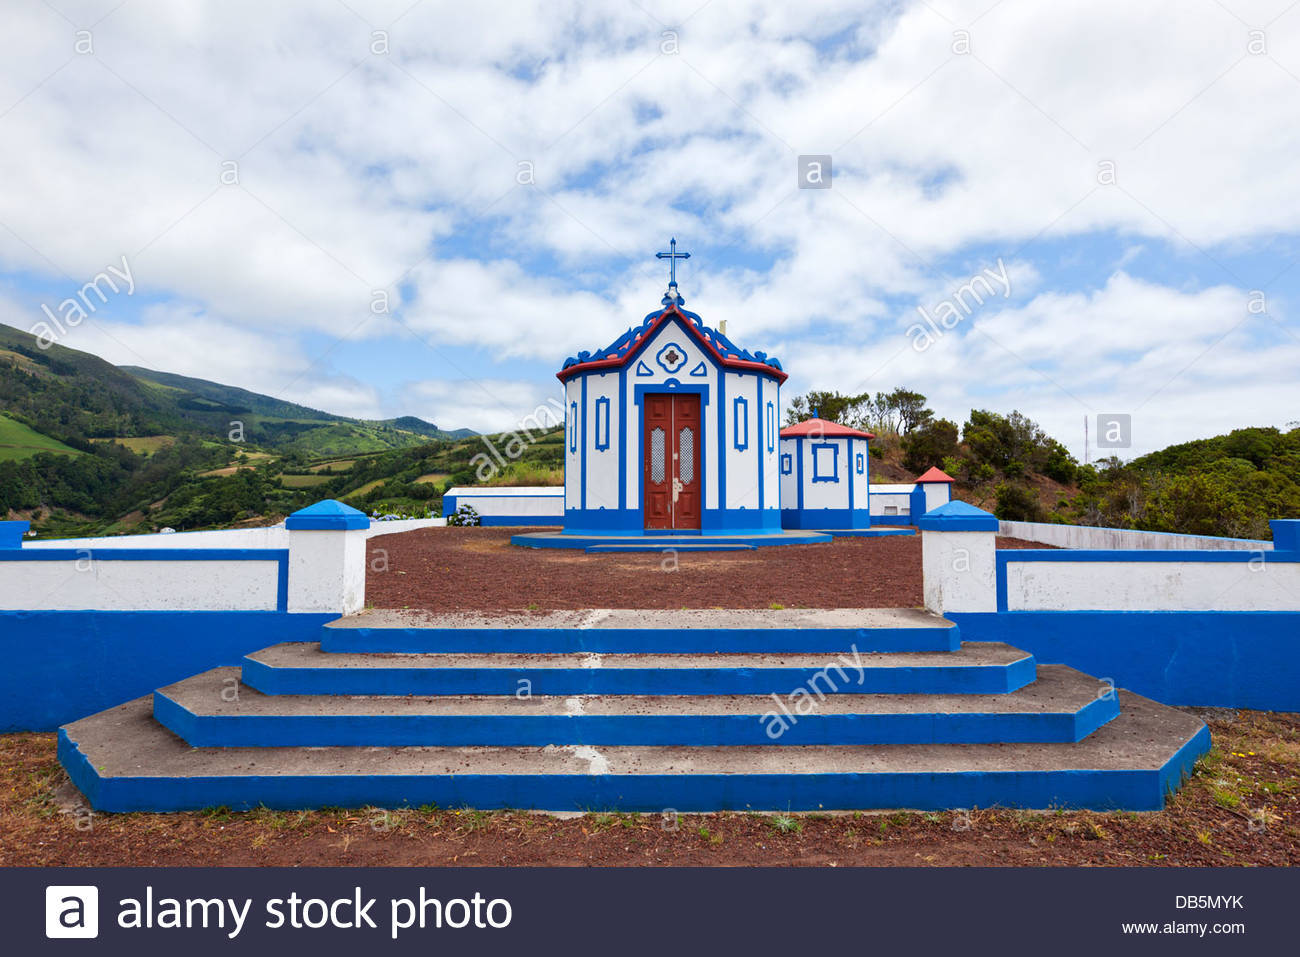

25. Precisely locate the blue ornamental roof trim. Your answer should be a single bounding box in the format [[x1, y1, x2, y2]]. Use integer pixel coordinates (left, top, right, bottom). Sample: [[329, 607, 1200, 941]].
[[559, 304, 785, 381]]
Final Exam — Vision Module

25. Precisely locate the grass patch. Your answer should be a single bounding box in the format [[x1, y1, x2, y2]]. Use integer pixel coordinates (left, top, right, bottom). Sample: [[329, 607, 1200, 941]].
[[0, 415, 79, 461], [479, 462, 563, 487], [308, 459, 355, 473], [280, 474, 331, 489], [90, 435, 175, 456]]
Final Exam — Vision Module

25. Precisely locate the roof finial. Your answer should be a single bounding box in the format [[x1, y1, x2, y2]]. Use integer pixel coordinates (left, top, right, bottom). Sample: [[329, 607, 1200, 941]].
[[656, 237, 690, 306]]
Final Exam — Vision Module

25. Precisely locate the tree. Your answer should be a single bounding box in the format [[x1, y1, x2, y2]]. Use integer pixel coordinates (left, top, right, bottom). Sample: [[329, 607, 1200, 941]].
[[902, 418, 959, 473], [786, 386, 937, 437], [1042, 440, 1079, 484], [784, 391, 866, 426], [963, 409, 1058, 474], [887, 388, 934, 435], [857, 388, 934, 436]]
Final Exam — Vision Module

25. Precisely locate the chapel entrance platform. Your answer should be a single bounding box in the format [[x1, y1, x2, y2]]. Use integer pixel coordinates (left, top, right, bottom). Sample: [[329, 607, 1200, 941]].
[[509, 528, 833, 551], [366, 526, 932, 610]]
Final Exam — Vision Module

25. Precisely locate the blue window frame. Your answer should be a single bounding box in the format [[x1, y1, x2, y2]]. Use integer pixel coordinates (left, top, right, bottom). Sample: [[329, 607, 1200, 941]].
[[780, 452, 792, 475], [856, 452, 864, 475], [733, 396, 749, 451], [594, 396, 611, 451], [766, 402, 775, 451], [568, 401, 578, 453], [811, 442, 839, 482]]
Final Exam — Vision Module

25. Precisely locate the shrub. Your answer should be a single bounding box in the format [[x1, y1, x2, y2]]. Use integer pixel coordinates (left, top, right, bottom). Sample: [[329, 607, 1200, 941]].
[[446, 504, 481, 526], [902, 418, 959, 474], [994, 482, 1042, 522]]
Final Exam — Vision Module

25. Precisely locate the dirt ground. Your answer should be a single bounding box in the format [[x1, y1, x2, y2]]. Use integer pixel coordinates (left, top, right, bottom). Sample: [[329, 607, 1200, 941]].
[[363, 527, 1045, 611], [3, 710, 1296, 867]]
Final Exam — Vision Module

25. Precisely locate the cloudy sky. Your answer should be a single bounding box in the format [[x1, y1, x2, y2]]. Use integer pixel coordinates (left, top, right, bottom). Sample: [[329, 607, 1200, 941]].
[[2, 0, 1299, 456]]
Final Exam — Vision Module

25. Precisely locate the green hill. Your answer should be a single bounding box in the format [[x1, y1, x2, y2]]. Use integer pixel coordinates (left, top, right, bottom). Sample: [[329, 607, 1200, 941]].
[[121, 366, 467, 453], [0, 414, 80, 462], [0, 322, 478, 535]]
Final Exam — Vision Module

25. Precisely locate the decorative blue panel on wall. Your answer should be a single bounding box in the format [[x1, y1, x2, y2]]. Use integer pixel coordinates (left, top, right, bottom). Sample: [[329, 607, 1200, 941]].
[[733, 397, 749, 451], [812, 443, 839, 482], [594, 396, 611, 450]]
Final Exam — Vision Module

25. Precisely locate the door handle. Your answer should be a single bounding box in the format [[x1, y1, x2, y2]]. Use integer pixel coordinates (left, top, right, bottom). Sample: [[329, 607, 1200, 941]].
[[672, 477, 683, 502]]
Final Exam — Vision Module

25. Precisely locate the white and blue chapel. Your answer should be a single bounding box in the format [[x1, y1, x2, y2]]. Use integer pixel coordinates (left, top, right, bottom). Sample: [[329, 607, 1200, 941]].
[[556, 240, 787, 537]]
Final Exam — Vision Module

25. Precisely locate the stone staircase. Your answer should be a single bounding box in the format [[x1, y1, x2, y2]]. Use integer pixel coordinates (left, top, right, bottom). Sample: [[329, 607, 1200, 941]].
[[59, 609, 1210, 813]]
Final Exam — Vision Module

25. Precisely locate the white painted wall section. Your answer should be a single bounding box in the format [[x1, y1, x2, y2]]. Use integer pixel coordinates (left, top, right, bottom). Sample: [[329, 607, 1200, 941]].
[[1003, 558, 1300, 611], [445, 487, 564, 519], [922, 529, 997, 613], [870, 485, 913, 519], [0, 557, 280, 611], [24, 526, 291, 549], [998, 521, 1271, 551], [286, 527, 368, 615]]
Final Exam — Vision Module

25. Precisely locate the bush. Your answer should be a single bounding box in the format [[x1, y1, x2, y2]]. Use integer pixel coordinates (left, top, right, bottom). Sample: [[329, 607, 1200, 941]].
[[902, 418, 959, 474], [446, 504, 481, 526], [994, 482, 1042, 522], [1043, 441, 1079, 484]]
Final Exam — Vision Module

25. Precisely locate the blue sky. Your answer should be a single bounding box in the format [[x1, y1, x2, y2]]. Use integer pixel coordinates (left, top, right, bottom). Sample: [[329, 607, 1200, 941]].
[[2, 0, 1300, 456]]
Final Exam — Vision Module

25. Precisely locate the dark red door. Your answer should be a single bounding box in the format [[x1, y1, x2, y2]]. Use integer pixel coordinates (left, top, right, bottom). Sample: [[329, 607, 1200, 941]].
[[643, 394, 702, 530]]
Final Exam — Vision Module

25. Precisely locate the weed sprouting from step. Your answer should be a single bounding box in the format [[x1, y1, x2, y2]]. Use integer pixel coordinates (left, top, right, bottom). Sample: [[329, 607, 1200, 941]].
[[250, 805, 289, 830], [697, 824, 724, 845], [771, 814, 802, 835]]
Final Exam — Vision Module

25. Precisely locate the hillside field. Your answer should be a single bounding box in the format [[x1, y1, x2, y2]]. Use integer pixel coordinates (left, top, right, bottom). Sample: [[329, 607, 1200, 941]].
[[0, 415, 79, 462]]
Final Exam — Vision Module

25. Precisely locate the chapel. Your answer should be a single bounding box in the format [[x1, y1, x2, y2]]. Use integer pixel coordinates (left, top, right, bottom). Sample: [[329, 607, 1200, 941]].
[[559, 240, 814, 537]]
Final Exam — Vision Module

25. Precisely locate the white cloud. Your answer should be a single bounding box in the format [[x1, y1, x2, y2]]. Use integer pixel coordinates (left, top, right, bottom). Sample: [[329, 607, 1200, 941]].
[[400, 377, 563, 434]]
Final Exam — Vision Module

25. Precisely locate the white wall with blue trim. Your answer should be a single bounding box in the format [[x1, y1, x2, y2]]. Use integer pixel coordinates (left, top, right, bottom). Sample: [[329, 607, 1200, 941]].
[[779, 434, 872, 529]]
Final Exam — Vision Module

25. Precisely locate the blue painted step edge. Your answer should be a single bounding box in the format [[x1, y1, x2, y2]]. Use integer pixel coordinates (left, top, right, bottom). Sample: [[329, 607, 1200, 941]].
[[57, 723, 1211, 814], [585, 544, 756, 552], [153, 690, 1118, 748], [240, 657, 1037, 697], [319, 626, 963, 654]]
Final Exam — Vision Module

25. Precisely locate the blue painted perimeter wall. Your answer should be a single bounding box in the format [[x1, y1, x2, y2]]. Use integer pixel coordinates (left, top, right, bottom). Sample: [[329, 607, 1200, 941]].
[[0, 610, 333, 731], [949, 611, 1300, 712]]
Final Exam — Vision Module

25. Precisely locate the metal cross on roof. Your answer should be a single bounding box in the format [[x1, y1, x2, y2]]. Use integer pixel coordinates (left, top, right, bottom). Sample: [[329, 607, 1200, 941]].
[[656, 237, 690, 289]]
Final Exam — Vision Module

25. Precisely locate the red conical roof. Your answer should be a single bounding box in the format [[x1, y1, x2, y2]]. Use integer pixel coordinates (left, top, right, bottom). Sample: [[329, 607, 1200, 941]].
[[915, 466, 954, 483]]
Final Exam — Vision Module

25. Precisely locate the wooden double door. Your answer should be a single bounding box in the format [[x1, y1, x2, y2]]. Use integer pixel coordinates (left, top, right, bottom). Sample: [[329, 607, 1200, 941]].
[[643, 393, 702, 530]]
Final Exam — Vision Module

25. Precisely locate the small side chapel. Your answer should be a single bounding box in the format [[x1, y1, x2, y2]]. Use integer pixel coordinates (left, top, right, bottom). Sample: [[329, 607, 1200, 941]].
[[558, 240, 786, 536]]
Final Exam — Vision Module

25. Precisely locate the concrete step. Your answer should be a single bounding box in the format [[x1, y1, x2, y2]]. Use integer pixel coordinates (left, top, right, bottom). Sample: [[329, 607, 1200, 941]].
[[61, 691, 1209, 812], [155, 664, 1118, 747], [241, 642, 1036, 697], [320, 608, 961, 654]]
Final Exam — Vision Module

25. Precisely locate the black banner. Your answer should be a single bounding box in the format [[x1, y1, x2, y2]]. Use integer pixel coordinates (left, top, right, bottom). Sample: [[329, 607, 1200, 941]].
[[6, 866, 1294, 954]]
